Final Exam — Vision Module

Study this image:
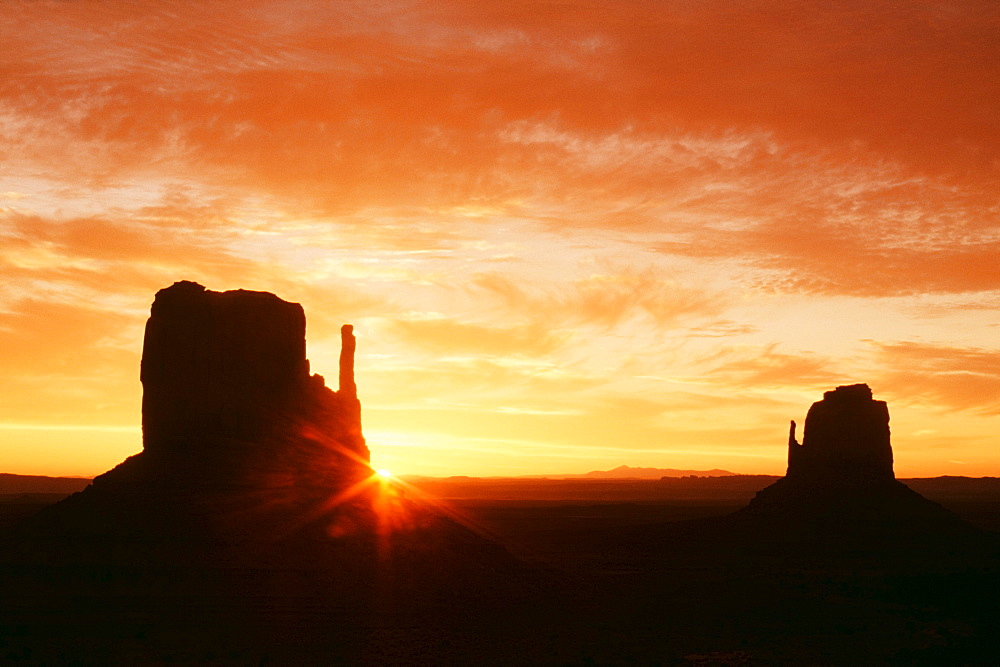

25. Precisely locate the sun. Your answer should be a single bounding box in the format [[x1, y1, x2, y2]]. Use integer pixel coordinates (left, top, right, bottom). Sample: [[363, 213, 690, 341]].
[[375, 468, 393, 480]]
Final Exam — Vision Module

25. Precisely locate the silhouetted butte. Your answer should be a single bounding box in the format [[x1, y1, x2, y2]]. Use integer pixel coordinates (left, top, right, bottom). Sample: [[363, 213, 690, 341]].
[[19, 282, 518, 578], [139, 281, 369, 490], [738, 383, 962, 535]]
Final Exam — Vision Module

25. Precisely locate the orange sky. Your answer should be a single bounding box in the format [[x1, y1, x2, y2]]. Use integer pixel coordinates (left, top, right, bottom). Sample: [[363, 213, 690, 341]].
[[2, 1, 999, 478]]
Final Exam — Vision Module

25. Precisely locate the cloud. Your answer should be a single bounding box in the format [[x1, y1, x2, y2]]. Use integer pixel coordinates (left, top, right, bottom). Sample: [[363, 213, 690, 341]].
[[471, 268, 726, 331], [702, 344, 843, 390], [648, 163, 1000, 297], [0, 210, 266, 314], [0, 296, 141, 425], [0, 295, 135, 364], [389, 317, 571, 356], [3, 1, 997, 305], [687, 320, 759, 339], [364, 355, 602, 401], [4, 1, 996, 202], [3, 0, 1000, 476], [871, 341, 1000, 415]]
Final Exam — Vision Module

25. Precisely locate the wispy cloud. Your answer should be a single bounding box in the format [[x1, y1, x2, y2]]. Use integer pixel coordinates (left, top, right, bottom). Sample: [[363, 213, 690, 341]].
[[872, 341, 1000, 415], [390, 317, 571, 356], [472, 268, 726, 330], [700, 344, 844, 390], [2, 0, 999, 476]]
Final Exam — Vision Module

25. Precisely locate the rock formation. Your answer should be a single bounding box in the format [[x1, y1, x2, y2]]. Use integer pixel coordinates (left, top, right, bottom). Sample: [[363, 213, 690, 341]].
[[17, 282, 376, 544], [17, 281, 523, 591], [339, 324, 357, 397], [740, 383, 960, 532], [3, 282, 538, 664], [137, 281, 369, 490], [786, 383, 893, 482]]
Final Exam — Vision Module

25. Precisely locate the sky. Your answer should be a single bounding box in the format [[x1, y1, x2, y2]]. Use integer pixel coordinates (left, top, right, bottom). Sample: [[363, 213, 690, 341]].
[[2, 0, 999, 478]]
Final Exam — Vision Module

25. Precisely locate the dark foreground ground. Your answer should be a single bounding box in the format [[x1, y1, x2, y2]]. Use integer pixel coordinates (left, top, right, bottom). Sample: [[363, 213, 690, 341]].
[[2, 477, 999, 664]]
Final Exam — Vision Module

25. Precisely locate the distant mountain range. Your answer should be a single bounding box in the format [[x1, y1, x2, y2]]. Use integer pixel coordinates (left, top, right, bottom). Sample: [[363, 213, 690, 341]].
[[4, 470, 999, 497], [522, 465, 737, 479], [0, 473, 91, 495], [0, 467, 733, 494]]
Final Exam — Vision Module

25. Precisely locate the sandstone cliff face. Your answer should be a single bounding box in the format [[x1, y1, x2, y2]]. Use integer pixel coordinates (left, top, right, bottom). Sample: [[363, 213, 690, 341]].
[[22, 281, 377, 545], [140, 281, 309, 451], [17, 281, 522, 589], [743, 383, 957, 529], [138, 281, 369, 490], [786, 383, 893, 482]]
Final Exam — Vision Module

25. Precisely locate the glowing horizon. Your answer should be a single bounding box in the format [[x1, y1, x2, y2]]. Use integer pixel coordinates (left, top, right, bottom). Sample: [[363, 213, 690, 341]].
[[2, 1, 999, 478]]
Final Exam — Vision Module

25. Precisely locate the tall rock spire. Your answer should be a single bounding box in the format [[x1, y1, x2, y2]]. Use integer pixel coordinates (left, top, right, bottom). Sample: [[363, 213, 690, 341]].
[[339, 324, 357, 397]]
